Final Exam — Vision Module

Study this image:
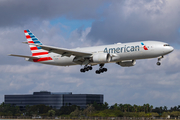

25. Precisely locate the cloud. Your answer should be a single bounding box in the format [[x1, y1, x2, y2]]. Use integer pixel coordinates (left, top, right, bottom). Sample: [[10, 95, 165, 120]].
[[87, 0, 180, 44], [0, 0, 108, 27]]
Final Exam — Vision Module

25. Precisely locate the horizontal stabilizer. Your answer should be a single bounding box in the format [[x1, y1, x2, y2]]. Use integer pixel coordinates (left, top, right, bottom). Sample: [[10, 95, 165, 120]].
[[22, 41, 28, 44], [8, 54, 39, 59]]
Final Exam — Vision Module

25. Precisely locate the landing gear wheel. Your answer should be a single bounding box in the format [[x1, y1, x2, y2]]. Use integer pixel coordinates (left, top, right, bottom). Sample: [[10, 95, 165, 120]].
[[89, 66, 92, 70], [95, 64, 108, 74], [103, 68, 107, 72], [80, 68, 85, 72], [156, 62, 161, 66], [80, 65, 93, 73], [99, 69, 104, 73], [156, 56, 163, 66], [96, 70, 100, 74]]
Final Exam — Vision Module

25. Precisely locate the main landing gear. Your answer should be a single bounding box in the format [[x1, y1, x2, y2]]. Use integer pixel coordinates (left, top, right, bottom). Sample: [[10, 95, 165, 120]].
[[95, 64, 107, 74], [80, 64, 108, 74], [156, 56, 163, 66], [80, 66, 93, 73]]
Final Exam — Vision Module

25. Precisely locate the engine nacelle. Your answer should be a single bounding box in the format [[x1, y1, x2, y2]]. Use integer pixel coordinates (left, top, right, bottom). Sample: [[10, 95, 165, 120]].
[[117, 60, 136, 67], [92, 53, 111, 63]]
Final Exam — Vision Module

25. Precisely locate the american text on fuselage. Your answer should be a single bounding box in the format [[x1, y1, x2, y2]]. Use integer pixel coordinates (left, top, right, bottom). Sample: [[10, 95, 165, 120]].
[[104, 45, 140, 54]]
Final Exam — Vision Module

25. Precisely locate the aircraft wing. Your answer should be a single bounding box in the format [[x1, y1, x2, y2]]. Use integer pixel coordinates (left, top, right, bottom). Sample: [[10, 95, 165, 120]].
[[9, 54, 39, 59], [34, 44, 92, 57]]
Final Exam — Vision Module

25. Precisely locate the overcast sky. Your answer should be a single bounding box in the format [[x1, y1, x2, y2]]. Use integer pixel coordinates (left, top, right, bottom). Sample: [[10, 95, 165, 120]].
[[0, 0, 180, 108]]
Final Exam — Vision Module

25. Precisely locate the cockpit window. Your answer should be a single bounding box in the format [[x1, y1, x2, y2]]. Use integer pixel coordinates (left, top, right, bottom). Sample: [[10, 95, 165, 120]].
[[164, 44, 170, 46]]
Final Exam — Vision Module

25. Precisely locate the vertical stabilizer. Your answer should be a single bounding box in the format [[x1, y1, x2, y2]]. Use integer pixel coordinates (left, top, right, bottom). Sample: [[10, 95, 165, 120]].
[[24, 30, 52, 62]]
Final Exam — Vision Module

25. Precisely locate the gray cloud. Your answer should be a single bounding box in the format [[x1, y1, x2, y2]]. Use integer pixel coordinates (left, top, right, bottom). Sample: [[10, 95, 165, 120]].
[[0, 0, 107, 27], [87, 0, 180, 44]]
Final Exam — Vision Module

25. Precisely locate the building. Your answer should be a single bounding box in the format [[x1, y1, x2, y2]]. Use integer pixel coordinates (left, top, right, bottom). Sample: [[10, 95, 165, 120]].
[[4, 91, 103, 109]]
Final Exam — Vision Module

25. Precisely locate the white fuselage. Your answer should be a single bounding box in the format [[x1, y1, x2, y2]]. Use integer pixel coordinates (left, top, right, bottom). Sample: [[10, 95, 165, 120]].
[[30, 41, 173, 66]]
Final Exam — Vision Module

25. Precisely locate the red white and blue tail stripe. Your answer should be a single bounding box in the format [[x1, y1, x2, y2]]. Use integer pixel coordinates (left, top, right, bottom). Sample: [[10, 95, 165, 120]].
[[24, 30, 52, 62]]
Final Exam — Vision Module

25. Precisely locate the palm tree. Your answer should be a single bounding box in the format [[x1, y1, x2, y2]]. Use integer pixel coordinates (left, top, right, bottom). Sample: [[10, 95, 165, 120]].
[[174, 106, 178, 111], [127, 104, 131, 112], [133, 104, 138, 112], [143, 104, 146, 112], [119, 104, 123, 112], [124, 104, 128, 112], [114, 103, 118, 110], [150, 105, 153, 112], [146, 104, 150, 113], [163, 106, 167, 112], [178, 105, 180, 111], [160, 106, 163, 114], [138, 105, 142, 112]]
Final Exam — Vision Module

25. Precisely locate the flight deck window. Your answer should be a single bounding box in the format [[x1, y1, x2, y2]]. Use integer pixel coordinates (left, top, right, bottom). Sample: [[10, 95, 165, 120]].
[[164, 44, 170, 46]]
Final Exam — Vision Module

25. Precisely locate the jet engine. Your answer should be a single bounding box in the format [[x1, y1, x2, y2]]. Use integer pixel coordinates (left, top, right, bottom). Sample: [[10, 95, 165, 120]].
[[117, 60, 136, 67], [92, 53, 111, 63]]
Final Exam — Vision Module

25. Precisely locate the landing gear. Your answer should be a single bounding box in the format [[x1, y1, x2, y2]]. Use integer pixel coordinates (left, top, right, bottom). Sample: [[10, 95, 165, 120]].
[[95, 64, 108, 74], [80, 66, 93, 73], [80, 63, 108, 74], [156, 56, 163, 66], [156, 62, 161, 66]]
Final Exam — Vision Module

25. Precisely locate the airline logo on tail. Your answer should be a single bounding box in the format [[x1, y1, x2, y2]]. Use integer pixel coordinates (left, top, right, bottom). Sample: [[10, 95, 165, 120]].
[[141, 42, 148, 50], [24, 30, 52, 62]]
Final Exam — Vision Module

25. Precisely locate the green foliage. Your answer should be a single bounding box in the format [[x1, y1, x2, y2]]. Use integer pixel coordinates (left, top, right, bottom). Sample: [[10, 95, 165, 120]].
[[0, 102, 180, 118], [29, 104, 51, 115], [92, 102, 109, 111], [48, 110, 55, 117], [170, 111, 180, 117], [92, 109, 123, 117], [151, 112, 159, 117], [0, 102, 21, 116], [70, 107, 82, 116], [162, 112, 169, 118], [59, 105, 78, 115], [83, 104, 95, 116]]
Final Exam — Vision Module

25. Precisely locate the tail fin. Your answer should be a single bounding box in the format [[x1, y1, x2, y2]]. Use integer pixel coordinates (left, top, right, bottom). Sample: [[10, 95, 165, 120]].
[[24, 30, 49, 57]]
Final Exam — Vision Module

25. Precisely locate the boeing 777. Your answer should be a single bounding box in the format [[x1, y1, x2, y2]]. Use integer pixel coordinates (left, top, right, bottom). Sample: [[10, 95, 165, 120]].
[[9, 30, 174, 74]]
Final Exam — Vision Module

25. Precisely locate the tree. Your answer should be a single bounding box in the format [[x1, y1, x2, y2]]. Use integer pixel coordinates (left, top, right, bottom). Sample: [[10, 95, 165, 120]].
[[0, 103, 21, 116], [150, 105, 153, 113], [178, 105, 180, 111], [151, 112, 159, 117], [126, 104, 131, 112], [83, 104, 95, 116], [123, 104, 128, 112], [48, 110, 55, 117], [133, 104, 138, 112], [160, 106, 163, 114], [92, 102, 108, 111], [103, 102, 109, 110], [146, 103, 150, 113], [174, 106, 178, 111], [59, 105, 78, 115], [70, 107, 82, 117], [163, 106, 167, 112], [119, 104, 123, 112]]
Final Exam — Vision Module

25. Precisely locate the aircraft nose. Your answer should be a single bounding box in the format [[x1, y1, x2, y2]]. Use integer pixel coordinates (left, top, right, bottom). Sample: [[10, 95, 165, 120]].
[[170, 46, 174, 52]]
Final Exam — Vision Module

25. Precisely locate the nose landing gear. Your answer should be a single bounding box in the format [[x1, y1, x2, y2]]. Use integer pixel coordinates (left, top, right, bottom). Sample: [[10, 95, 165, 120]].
[[156, 56, 163, 66]]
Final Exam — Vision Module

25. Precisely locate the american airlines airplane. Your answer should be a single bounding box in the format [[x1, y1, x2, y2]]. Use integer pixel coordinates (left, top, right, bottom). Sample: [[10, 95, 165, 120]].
[[9, 30, 174, 74]]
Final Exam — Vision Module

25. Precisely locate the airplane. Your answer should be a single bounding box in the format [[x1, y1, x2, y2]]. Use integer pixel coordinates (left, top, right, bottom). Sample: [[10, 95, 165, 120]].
[[9, 30, 174, 74]]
